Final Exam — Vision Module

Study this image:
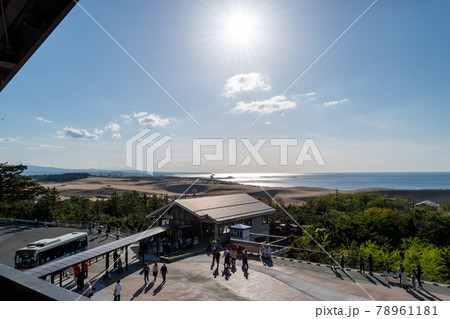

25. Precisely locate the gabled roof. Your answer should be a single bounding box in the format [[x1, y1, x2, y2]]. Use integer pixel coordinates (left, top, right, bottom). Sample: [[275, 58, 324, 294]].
[[146, 193, 275, 224]]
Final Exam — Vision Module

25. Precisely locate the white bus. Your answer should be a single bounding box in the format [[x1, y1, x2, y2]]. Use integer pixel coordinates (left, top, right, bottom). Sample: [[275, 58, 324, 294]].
[[14, 232, 88, 270]]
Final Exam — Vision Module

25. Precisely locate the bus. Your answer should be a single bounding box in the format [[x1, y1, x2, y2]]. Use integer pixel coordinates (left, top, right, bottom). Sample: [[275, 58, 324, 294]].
[[14, 232, 88, 270]]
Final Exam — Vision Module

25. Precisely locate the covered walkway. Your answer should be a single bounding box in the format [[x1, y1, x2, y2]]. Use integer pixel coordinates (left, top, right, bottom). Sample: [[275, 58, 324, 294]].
[[26, 225, 173, 285]]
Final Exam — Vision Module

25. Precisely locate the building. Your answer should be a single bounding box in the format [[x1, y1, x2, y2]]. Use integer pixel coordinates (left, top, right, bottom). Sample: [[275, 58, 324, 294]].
[[146, 193, 275, 245]]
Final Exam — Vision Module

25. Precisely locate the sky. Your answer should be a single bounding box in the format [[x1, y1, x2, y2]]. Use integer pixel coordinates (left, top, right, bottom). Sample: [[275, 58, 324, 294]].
[[0, 0, 449, 174]]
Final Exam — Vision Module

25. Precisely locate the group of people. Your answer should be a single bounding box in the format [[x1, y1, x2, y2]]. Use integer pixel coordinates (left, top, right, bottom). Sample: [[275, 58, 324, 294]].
[[211, 246, 249, 270], [397, 264, 423, 290], [330, 252, 425, 290], [143, 262, 168, 284], [87, 223, 120, 240]]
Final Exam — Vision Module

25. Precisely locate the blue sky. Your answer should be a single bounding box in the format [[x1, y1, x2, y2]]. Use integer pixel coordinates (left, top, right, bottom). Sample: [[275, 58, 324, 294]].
[[1, 0, 449, 173]]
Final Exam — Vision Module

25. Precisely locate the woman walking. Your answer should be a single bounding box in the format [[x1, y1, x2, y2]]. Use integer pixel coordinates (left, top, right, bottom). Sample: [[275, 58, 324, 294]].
[[152, 263, 159, 281]]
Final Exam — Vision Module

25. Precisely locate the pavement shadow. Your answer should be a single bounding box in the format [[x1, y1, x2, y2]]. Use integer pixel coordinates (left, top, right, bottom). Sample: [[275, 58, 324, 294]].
[[417, 288, 442, 301], [130, 284, 146, 300], [153, 282, 165, 296], [406, 289, 425, 301], [371, 275, 391, 288], [243, 267, 249, 280], [362, 273, 377, 285], [144, 281, 155, 294], [331, 268, 344, 280], [213, 267, 219, 278], [262, 258, 273, 267], [222, 268, 230, 280]]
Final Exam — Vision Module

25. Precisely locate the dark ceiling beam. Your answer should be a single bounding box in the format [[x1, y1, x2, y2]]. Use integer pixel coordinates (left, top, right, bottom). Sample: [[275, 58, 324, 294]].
[[0, 0, 79, 92]]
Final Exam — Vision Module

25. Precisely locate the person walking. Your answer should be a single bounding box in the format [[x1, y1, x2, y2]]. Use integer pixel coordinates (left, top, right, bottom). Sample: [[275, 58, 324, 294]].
[[118, 258, 123, 274], [84, 281, 93, 299], [397, 264, 403, 285], [411, 269, 417, 291], [76, 270, 84, 291], [231, 248, 237, 267], [143, 263, 150, 284], [368, 254, 374, 276], [222, 249, 229, 267], [114, 279, 122, 301], [115, 228, 120, 240], [242, 248, 249, 269], [215, 249, 221, 268], [401, 267, 408, 289], [416, 265, 423, 288], [329, 252, 335, 271], [152, 263, 159, 281], [106, 225, 111, 238], [211, 246, 216, 265], [359, 256, 365, 274], [161, 264, 168, 283], [340, 252, 345, 270]]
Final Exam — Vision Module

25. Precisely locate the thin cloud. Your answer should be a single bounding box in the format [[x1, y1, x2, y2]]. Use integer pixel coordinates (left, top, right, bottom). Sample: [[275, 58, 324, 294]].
[[59, 127, 101, 140], [231, 95, 296, 114], [223, 72, 271, 98], [27, 144, 65, 150], [0, 137, 19, 143], [316, 98, 349, 107], [112, 133, 121, 139], [35, 116, 52, 124], [300, 92, 316, 97], [265, 121, 272, 125]]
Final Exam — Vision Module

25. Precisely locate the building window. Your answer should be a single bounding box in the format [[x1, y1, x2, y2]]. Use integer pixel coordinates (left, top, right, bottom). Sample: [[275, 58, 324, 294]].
[[262, 216, 269, 225]]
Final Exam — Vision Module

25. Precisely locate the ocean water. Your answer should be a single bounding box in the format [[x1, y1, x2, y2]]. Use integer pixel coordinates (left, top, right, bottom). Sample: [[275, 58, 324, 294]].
[[174, 172, 450, 190]]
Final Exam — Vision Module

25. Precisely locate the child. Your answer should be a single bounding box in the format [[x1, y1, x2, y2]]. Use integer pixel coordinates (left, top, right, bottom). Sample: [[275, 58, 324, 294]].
[[411, 269, 417, 291]]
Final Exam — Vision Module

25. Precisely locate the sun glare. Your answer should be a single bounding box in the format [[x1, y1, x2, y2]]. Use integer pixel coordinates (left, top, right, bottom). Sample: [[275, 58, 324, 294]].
[[223, 12, 258, 45], [225, 13, 255, 43]]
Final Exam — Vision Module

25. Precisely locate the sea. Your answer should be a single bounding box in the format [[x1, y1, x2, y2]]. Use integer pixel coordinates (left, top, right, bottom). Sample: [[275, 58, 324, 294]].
[[173, 172, 450, 190]]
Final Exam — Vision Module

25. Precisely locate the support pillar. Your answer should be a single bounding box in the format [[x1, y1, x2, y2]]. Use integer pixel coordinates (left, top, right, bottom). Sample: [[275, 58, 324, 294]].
[[59, 271, 63, 287], [125, 246, 129, 270], [50, 273, 54, 284]]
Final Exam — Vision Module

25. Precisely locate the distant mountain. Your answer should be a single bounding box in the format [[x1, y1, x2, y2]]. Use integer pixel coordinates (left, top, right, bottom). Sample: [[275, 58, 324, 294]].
[[23, 165, 175, 177]]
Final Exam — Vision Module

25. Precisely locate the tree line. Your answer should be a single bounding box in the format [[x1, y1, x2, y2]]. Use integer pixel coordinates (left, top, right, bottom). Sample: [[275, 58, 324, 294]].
[[0, 163, 168, 230], [265, 192, 450, 283]]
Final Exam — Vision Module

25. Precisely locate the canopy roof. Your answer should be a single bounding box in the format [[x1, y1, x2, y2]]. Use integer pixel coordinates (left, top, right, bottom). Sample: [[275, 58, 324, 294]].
[[26, 225, 172, 278]]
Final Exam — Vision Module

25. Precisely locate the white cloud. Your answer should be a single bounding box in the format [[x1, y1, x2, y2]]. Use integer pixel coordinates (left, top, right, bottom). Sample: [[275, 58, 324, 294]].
[[133, 111, 148, 118], [60, 127, 100, 140], [0, 137, 19, 143], [265, 121, 272, 125], [105, 122, 120, 132], [137, 113, 170, 127], [231, 95, 296, 114], [121, 114, 132, 124], [35, 116, 52, 124], [27, 144, 65, 150], [317, 98, 349, 107], [300, 92, 316, 97], [94, 128, 104, 135], [112, 133, 121, 139], [223, 72, 271, 98]]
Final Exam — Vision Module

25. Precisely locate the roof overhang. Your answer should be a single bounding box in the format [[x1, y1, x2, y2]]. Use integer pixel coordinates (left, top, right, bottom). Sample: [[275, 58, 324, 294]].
[[0, 0, 79, 92]]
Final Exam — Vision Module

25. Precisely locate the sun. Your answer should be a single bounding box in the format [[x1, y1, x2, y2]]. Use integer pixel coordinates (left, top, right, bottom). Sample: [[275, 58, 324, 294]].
[[223, 12, 257, 44]]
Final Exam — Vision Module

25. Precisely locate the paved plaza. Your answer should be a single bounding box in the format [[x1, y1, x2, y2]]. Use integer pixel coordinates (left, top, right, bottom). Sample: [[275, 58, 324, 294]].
[[74, 250, 450, 301]]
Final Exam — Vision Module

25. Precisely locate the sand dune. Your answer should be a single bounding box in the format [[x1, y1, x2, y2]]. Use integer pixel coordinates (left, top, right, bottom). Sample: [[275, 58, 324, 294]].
[[39, 176, 450, 205]]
